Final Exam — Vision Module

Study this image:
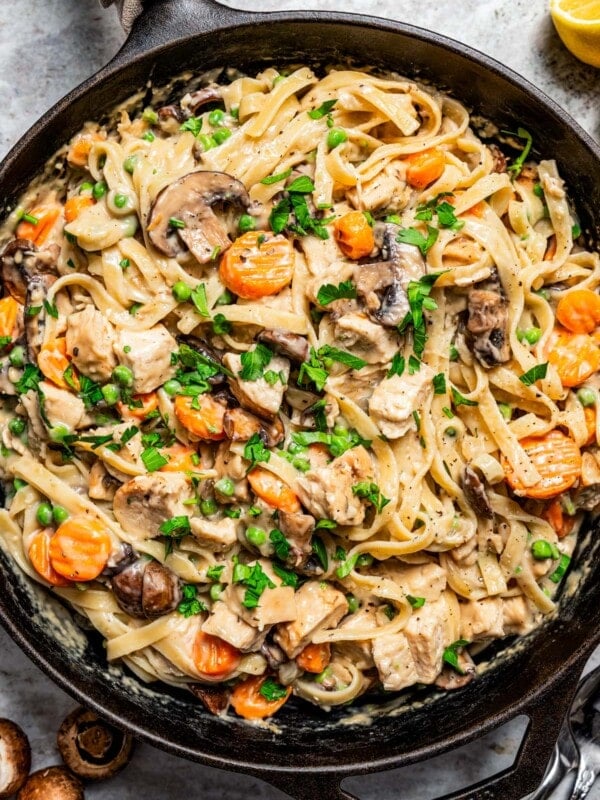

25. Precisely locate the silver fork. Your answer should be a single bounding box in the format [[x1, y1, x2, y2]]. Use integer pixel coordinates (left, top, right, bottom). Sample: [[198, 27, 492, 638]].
[[526, 665, 600, 799]]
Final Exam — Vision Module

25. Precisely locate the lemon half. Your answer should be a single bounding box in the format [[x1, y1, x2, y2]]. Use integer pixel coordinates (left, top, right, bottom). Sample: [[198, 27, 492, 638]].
[[550, 0, 600, 67]]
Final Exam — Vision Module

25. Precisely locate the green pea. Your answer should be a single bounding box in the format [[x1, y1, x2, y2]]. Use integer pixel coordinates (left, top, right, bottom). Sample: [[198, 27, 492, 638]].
[[79, 181, 94, 194], [230, 106, 240, 120], [200, 498, 218, 516], [215, 477, 235, 497], [210, 583, 224, 601], [445, 426, 457, 437], [142, 131, 155, 142], [92, 181, 108, 200], [49, 424, 70, 442], [531, 539, 559, 560], [9, 345, 25, 368], [142, 108, 158, 124], [172, 281, 192, 302], [36, 502, 54, 527], [197, 134, 215, 152], [114, 194, 129, 209], [123, 155, 138, 174], [13, 478, 27, 491], [498, 403, 513, 421], [356, 553, 373, 568], [101, 383, 120, 406], [578, 388, 596, 407], [246, 526, 266, 546], [346, 593, 359, 613], [112, 365, 134, 388], [238, 214, 256, 233], [163, 379, 182, 397], [212, 127, 232, 145], [8, 417, 25, 436], [52, 505, 69, 525], [215, 289, 234, 306], [517, 327, 542, 345], [208, 109, 225, 127], [327, 128, 348, 149]]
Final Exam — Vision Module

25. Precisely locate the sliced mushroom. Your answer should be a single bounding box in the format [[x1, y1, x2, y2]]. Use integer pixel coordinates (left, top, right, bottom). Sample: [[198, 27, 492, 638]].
[[189, 684, 229, 716], [187, 86, 222, 114], [57, 707, 134, 781], [278, 511, 315, 568], [0, 719, 31, 798], [1, 239, 58, 303], [25, 274, 56, 362], [223, 406, 284, 447], [434, 651, 476, 690], [147, 171, 250, 263], [466, 273, 511, 367], [111, 558, 182, 619], [257, 329, 310, 363], [261, 639, 288, 670], [17, 767, 83, 800], [101, 543, 136, 578], [462, 465, 494, 519], [488, 143, 508, 174]]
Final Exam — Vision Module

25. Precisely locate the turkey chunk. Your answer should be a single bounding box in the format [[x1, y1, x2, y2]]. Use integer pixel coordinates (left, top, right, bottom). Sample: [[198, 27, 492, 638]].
[[404, 596, 455, 684], [372, 632, 418, 691], [368, 366, 435, 439], [274, 580, 347, 658], [503, 595, 536, 635], [39, 380, 87, 432], [114, 325, 177, 394], [333, 312, 398, 364], [375, 561, 447, 603], [190, 517, 238, 551], [297, 445, 373, 526], [66, 305, 118, 382], [224, 582, 297, 631], [113, 473, 194, 541], [202, 600, 266, 651], [223, 350, 290, 420], [459, 598, 504, 641], [334, 606, 378, 670]]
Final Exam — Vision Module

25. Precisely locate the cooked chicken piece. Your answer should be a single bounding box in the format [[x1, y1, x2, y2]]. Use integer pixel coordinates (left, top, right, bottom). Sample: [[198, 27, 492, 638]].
[[189, 516, 238, 551], [202, 600, 266, 651], [39, 380, 87, 432], [502, 595, 537, 635], [274, 580, 348, 658], [88, 461, 120, 501], [222, 350, 290, 421], [277, 510, 315, 567], [212, 442, 250, 503], [466, 282, 510, 367], [66, 305, 117, 382], [113, 473, 194, 541], [223, 406, 284, 447], [296, 445, 373, 526], [372, 632, 418, 691], [347, 161, 410, 213], [459, 597, 504, 641], [334, 606, 378, 670], [225, 581, 297, 631], [368, 366, 434, 439], [333, 312, 399, 364], [373, 561, 447, 603], [114, 325, 177, 394]]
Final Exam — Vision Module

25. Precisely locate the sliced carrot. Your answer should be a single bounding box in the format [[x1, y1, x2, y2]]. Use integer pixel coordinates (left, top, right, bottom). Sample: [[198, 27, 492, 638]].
[[28, 529, 72, 587], [219, 231, 294, 300], [193, 631, 241, 679], [542, 498, 576, 539], [38, 338, 79, 391], [546, 327, 600, 388], [0, 296, 20, 339], [64, 195, 95, 223], [174, 394, 226, 440], [584, 405, 597, 446], [464, 200, 486, 218], [230, 675, 291, 720], [159, 443, 199, 473], [556, 289, 600, 334], [16, 206, 61, 246], [332, 211, 374, 260], [247, 466, 301, 512], [404, 148, 445, 189], [67, 132, 103, 167], [296, 642, 331, 674], [117, 392, 159, 421], [48, 515, 112, 582], [502, 429, 581, 500]]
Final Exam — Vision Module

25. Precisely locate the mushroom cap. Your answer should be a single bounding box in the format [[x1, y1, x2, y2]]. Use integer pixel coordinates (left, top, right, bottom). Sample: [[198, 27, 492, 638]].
[[147, 170, 250, 263], [1, 239, 58, 303], [16, 766, 83, 800], [111, 558, 182, 619], [57, 707, 134, 782], [0, 718, 31, 798]]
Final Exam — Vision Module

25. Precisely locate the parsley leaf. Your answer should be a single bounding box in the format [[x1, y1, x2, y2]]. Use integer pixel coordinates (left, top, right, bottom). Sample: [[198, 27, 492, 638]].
[[519, 362, 548, 386], [396, 225, 439, 256], [292, 428, 371, 458], [190, 283, 210, 317], [451, 387, 478, 407], [387, 353, 405, 378], [269, 528, 291, 561], [233, 561, 275, 608], [316, 280, 357, 306], [407, 595, 426, 608], [78, 375, 103, 409], [239, 344, 273, 381], [352, 481, 390, 513], [273, 562, 299, 588], [503, 127, 533, 178], [180, 116, 202, 136], [433, 373, 447, 395], [177, 583, 207, 617], [206, 564, 225, 581], [308, 99, 337, 119], [442, 639, 470, 673], [269, 198, 291, 234], [311, 535, 328, 571], [397, 272, 444, 359], [243, 432, 271, 466], [259, 677, 288, 701], [298, 348, 329, 392], [43, 299, 59, 319], [260, 168, 292, 185], [141, 446, 169, 472], [14, 364, 43, 395], [317, 344, 366, 371], [287, 175, 315, 194]]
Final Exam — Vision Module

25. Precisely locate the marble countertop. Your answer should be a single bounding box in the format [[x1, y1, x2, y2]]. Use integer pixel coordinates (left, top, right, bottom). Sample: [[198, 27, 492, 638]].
[[0, 1, 598, 798]]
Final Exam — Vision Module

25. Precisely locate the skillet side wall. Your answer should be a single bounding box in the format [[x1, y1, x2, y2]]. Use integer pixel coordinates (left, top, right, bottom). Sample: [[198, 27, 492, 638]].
[[0, 13, 600, 779]]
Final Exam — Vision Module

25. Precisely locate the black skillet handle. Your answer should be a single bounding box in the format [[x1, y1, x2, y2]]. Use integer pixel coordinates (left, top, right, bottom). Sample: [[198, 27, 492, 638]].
[[259, 661, 584, 800]]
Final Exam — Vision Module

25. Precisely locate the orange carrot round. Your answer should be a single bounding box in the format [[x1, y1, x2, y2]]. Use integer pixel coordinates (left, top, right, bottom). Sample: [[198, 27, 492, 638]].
[[547, 326, 600, 388], [542, 498, 576, 539], [29, 529, 72, 587], [584, 405, 597, 446], [502, 429, 582, 500], [117, 392, 158, 421], [38, 338, 78, 391], [332, 211, 374, 260], [64, 195, 95, 223], [296, 642, 331, 674], [67, 133, 103, 167], [174, 394, 226, 440], [159, 443, 199, 473], [230, 675, 291, 720], [48, 515, 112, 582], [193, 631, 241, 679], [0, 296, 20, 340], [219, 231, 294, 300], [247, 466, 301, 512], [405, 148, 445, 189], [556, 289, 600, 334], [16, 206, 61, 246]]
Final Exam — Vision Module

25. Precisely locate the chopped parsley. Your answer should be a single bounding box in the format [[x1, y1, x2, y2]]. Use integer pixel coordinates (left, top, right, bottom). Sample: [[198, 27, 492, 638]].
[[273, 562, 299, 589], [243, 433, 271, 466], [397, 272, 444, 359], [407, 595, 426, 609], [269, 528, 291, 561], [292, 427, 370, 458], [43, 299, 59, 319], [315, 518, 336, 530], [442, 639, 470, 673], [316, 280, 357, 306], [451, 387, 478, 407], [396, 225, 439, 256], [180, 116, 203, 136], [415, 194, 464, 232], [14, 364, 43, 395], [549, 553, 571, 584], [269, 176, 330, 239], [433, 373, 447, 395], [141, 446, 169, 472], [308, 99, 337, 119], [352, 481, 390, 513], [519, 362, 548, 387], [233, 560, 275, 608], [260, 168, 292, 185], [177, 583, 207, 617], [387, 353, 405, 379], [206, 564, 225, 581], [239, 343, 273, 381], [259, 677, 288, 701], [503, 127, 533, 178], [311, 535, 328, 571], [298, 345, 366, 392], [190, 283, 210, 317]]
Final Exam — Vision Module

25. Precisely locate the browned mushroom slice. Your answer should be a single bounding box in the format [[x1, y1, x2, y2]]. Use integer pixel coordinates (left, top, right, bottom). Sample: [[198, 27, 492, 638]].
[[187, 86, 222, 114], [57, 707, 134, 781], [189, 684, 229, 715], [111, 558, 182, 619], [147, 171, 250, 263], [462, 465, 494, 519], [257, 329, 310, 363], [1, 239, 58, 303], [223, 406, 284, 447], [0, 719, 31, 798], [16, 766, 83, 800], [466, 274, 511, 367]]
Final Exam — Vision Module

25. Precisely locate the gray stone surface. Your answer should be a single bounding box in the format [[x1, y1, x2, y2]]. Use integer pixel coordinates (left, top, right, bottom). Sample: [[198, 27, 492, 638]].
[[0, 1, 598, 798]]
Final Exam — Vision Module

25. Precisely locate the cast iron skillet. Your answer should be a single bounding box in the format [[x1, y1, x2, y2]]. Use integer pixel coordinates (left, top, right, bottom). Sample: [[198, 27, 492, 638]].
[[1, 1, 600, 798]]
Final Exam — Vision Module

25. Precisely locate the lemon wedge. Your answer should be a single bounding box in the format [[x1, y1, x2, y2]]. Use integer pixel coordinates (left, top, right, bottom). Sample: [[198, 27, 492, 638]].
[[550, 0, 600, 67]]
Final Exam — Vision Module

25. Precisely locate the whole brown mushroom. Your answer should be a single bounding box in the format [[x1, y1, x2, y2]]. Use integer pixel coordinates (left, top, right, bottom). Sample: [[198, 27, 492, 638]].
[[57, 707, 134, 782], [17, 766, 83, 800], [0, 718, 31, 797]]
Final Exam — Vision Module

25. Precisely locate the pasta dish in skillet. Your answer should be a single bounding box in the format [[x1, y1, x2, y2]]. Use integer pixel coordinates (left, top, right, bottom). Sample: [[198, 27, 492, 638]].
[[0, 66, 598, 720]]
